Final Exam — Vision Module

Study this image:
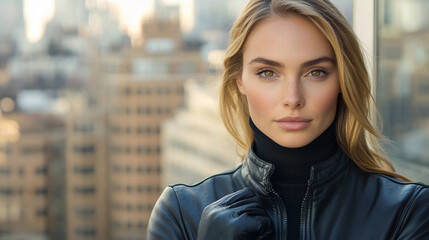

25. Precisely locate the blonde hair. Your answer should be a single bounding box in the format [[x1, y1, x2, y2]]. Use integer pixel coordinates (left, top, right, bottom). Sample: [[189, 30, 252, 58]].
[[220, 0, 411, 181]]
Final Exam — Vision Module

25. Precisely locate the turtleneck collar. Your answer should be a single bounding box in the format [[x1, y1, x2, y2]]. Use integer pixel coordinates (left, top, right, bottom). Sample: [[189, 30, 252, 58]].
[[250, 118, 339, 183]]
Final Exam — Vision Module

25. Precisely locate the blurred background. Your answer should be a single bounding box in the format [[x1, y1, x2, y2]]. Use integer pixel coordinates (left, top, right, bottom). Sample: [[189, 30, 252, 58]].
[[0, 0, 427, 239]]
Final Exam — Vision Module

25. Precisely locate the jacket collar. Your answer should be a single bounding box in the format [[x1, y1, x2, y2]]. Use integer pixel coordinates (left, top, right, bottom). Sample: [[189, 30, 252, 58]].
[[241, 146, 349, 195]]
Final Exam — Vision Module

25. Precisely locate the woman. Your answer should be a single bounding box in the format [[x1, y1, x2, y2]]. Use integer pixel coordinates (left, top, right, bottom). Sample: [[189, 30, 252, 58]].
[[147, 0, 429, 239]]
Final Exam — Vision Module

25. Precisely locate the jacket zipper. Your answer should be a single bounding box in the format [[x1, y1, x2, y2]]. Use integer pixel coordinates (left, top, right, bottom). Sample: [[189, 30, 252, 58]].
[[267, 168, 287, 240], [269, 188, 287, 240], [299, 168, 315, 240]]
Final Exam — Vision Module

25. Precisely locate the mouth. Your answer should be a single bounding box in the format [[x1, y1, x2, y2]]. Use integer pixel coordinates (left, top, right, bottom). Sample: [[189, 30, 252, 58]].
[[275, 116, 312, 131]]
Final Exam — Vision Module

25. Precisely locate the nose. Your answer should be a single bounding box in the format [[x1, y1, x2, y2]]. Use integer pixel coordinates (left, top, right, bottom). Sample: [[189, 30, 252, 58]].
[[282, 79, 304, 109]]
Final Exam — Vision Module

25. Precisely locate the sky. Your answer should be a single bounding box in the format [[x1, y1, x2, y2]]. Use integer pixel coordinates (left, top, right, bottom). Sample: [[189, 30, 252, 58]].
[[24, 0, 55, 42], [23, 0, 159, 43]]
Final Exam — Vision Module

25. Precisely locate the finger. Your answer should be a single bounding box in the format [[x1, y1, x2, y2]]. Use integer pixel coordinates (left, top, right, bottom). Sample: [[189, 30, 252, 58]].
[[235, 214, 272, 233], [235, 205, 268, 217], [221, 187, 256, 206]]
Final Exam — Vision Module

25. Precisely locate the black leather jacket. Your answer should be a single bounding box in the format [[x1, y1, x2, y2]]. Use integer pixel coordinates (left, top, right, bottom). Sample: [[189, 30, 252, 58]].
[[147, 149, 429, 239]]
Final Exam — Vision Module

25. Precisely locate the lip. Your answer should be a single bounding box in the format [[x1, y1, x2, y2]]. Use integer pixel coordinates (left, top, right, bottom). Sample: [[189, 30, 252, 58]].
[[275, 116, 312, 131]]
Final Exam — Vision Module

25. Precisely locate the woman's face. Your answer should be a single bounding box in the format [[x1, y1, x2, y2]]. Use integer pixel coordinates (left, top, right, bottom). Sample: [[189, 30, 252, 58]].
[[237, 15, 340, 148]]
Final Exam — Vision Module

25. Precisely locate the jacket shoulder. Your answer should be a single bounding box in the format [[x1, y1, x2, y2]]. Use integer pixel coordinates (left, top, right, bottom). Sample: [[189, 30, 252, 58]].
[[366, 173, 429, 238], [170, 164, 244, 193], [147, 165, 245, 240], [393, 184, 429, 238]]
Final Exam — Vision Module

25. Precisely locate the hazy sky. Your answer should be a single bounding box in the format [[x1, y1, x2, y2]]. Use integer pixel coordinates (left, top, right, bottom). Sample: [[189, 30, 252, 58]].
[[24, 0, 157, 43]]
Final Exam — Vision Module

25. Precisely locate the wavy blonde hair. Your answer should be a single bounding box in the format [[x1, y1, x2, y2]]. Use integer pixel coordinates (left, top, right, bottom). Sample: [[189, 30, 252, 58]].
[[220, 0, 410, 181]]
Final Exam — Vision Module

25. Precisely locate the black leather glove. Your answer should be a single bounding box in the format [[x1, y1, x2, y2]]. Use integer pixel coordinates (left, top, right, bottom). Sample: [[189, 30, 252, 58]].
[[197, 187, 273, 240]]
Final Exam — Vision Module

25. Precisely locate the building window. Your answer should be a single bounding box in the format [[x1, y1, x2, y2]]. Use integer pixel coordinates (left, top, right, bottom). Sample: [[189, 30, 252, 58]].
[[146, 204, 153, 212], [74, 166, 95, 175], [36, 208, 48, 217], [136, 126, 143, 134], [124, 87, 131, 96], [137, 146, 143, 154], [110, 145, 121, 154], [136, 106, 143, 115], [125, 146, 131, 155], [110, 126, 121, 134], [74, 186, 95, 195], [157, 87, 163, 95], [75, 207, 96, 217], [35, 188, 48, 196], [35, 166, 48, 175], [137, 204, 144, 211], [21, 146, 43, 155], [18, 168, 25, 176], [112, 220, 121, 228], [0, 167, 11, 175], [112, 165, 121, 173], [75, 228, 96, 237], [146, 146, 152, 155], [73, 123, 94, 133], [74, 144, 95, 154], [0, 187, 13, 196], [145, 126, 153, 135]]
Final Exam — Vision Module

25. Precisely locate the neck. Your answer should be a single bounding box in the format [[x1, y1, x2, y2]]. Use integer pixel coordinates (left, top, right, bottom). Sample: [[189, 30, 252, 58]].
[[250, 118, 339, 183]]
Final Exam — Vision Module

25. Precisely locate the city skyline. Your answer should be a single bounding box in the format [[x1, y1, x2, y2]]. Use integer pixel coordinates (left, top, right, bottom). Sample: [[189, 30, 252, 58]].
[[23, 0, 190, 44]]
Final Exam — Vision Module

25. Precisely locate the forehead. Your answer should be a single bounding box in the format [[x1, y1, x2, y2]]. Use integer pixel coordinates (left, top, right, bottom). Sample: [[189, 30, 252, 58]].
[[243, 15, 335, 63]]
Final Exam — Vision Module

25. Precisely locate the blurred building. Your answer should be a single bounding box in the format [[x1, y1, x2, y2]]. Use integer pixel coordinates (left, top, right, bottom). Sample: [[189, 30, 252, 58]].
[[98, 8, 208, 237], [0, 113, 65, 239], [377, 0, 429, 183], [64, 98, 108, 240], [161, 79, 239, 187], [378, 0, 429, 140], [103, 50, 206, 239], [52, 0, 89, 30]]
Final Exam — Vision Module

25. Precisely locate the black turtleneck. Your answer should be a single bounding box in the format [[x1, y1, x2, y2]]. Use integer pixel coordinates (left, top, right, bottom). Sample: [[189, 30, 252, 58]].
[[250, 118, 338, 239]]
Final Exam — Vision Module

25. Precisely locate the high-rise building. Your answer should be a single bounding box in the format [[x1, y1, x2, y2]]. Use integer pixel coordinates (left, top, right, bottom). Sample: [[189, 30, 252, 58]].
[[161, 79, 240, 187], [103, 47, 206, 240], [0, 113, 65, 239], [64, 99, 108, 240], [101, 9, 207, 238], [52, 0, 89, 30]]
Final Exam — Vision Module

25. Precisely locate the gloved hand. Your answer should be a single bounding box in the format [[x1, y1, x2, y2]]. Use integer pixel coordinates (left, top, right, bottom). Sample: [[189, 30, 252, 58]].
[[197, 187, 273, 240]]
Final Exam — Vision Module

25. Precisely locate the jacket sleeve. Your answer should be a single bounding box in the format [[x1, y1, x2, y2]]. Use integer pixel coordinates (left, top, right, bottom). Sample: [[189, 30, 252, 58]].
[[147, 186, 186, 240], [397, 186, 429, 240]]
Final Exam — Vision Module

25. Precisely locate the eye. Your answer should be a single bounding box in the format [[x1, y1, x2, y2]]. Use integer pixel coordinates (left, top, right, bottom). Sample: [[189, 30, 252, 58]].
[[308, 70, 327, 78], [257, 69, 278, 79]]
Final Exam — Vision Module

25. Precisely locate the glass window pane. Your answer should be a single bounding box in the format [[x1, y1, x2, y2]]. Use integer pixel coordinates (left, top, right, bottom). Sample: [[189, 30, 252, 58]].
[[377, 0, 429, 183]]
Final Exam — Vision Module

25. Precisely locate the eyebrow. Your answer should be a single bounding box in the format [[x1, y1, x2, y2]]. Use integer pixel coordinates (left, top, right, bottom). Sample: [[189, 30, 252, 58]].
[[248, 56, 336, 68]]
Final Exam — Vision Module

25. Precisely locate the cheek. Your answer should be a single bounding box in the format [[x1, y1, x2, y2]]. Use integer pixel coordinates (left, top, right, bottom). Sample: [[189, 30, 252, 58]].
[[311, 86, 339, 116], [244, 86, 276, 116]]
